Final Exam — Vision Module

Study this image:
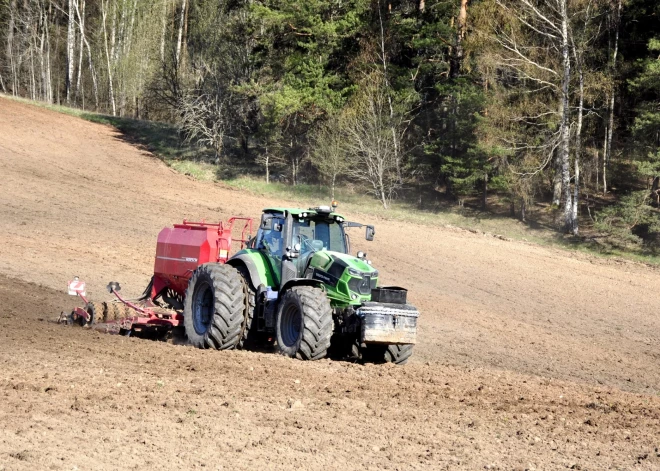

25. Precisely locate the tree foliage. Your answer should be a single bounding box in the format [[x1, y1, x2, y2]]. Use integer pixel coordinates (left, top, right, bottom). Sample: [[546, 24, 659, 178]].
[[0, 0, 659, 238]]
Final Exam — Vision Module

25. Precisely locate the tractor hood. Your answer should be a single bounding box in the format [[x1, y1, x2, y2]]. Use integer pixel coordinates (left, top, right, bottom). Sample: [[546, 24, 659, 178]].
[[307, 250, 378, 304]]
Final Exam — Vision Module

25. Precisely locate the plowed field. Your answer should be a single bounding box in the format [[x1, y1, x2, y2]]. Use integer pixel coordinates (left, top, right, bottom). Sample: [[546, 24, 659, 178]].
[[1, 97, 660, 470]]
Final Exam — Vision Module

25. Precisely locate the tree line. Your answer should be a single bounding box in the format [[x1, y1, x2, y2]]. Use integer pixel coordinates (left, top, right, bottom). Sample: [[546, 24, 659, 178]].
[[1, 0, 659, 241]]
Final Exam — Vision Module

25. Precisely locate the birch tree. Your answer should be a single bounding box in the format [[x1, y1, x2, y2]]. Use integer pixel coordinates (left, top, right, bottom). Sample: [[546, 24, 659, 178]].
[[66, 0, 75, 102], [6, 0, 17, 94], [36, 0, 52, 103], [343, 73, 406, 209], [74, 0, 84, 98], [73, 0, 98, 108], [558, 0, 573, 231], [175, 0, 186, 69], [568, 0, 606, 235], [602, 0, 622, 194], [101, 0, 117, 115], [482, 0, 576, 231]]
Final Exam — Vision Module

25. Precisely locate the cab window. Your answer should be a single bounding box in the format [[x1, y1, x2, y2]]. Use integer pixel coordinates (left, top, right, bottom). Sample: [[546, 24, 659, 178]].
[[293, 218, 346, 254], [256, 217, 284, 258]]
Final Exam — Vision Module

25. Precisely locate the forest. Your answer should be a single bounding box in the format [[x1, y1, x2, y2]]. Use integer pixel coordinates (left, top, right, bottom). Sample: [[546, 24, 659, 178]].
[[1, 0, 659, 245]]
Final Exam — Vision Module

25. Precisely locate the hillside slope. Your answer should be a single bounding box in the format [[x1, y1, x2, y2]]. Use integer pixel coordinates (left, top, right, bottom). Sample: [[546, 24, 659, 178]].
[[1, 97, 659, 469]]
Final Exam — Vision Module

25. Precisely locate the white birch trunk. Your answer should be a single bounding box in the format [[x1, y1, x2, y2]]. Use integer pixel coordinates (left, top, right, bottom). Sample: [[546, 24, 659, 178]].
[[45, 0, 53, 103], [605, 0, 622, 191], [7, 0, 17, 95], [558, 0, 573, 231], [176, 0, 187, 68], [603, 0, 622, 194], [125, 0, 138, 58], [265, 153, 270, 184], [40, 9, 49, 101], [66, 0, 75, 102], [75, 0, 85, 99], [101, 0, 117, 115], [377, 1, 402, 184], [29, 46, 36, 100], [572, 65, 584, 236], [160, 0, 168, 62], [74, 0, 98, 108], [110, 0, 117, 63]]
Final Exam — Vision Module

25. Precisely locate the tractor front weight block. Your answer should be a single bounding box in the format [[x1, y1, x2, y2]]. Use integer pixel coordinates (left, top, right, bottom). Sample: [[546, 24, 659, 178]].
[[358, 302, 419, 345]]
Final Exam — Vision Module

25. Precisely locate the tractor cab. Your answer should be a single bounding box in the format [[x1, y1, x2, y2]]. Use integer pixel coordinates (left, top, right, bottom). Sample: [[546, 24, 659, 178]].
[[249, 206, 376, 295]]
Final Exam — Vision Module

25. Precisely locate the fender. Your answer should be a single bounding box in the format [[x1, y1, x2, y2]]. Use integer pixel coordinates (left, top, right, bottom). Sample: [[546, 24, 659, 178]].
[[280, 278, 324, 295], [226, 254, 264, 288]]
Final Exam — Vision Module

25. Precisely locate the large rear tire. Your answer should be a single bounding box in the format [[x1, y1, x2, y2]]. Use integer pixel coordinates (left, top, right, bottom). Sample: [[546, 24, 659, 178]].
[[184, 263, 245, 350], [276, 286, 332, 360], [235, 267, 256, 349]]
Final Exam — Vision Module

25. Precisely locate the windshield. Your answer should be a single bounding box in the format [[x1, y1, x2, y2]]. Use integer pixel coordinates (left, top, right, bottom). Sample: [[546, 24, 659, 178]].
[[292, 218, 347, 254]]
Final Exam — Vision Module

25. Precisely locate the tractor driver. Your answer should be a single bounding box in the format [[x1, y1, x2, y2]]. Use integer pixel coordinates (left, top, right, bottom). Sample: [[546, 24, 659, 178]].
[[261, 221, 283, 257]]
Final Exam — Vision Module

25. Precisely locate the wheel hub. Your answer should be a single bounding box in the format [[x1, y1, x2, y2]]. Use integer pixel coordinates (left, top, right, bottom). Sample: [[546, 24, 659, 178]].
[[280, 303, 302, 348], [193, 282, 214, 334]]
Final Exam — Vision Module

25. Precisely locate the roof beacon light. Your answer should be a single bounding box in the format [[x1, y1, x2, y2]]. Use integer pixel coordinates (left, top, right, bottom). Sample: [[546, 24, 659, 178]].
[[331, 200, 339, 211]]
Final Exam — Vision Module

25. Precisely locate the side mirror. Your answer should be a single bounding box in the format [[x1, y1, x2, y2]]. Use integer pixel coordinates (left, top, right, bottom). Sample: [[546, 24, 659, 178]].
[[261, 215, 273, 230], [365, 225, 375, 241]]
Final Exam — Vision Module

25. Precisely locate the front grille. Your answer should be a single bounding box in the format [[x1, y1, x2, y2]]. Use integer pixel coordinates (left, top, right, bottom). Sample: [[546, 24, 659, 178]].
[[348, 276, 377, 295]]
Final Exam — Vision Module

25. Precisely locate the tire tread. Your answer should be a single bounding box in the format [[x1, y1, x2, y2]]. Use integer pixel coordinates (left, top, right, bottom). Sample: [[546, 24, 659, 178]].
[[183, 263, 246, 350]]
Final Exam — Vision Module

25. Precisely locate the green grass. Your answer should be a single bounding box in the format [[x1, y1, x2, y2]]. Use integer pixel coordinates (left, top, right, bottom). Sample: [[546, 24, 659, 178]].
[[6, 94, 660, 266], [169, 160, 217, 181]]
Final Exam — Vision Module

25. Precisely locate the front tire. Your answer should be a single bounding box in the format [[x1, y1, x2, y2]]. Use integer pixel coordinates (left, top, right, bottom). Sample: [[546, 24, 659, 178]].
[[276, 286, 332, 360], [184, 263, 245, 350], [362, 344, 414, 365]]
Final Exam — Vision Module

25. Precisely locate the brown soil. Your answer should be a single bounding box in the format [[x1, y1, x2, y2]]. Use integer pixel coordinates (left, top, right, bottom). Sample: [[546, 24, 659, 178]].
[[1, 96, 660, 470]]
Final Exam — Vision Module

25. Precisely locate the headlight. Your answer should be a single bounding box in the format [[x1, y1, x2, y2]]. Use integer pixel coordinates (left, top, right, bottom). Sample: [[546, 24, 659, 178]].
[[370, 270, 379, 278], [347, 268, 361, 276]]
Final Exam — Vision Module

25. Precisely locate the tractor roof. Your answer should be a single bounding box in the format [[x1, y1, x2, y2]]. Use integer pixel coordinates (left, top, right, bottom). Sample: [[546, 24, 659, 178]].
[[263, 207, 345, 219]]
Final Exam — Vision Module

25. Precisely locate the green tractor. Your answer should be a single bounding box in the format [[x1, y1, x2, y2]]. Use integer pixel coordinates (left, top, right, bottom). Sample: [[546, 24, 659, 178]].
[[183, 204, 419, 364]]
